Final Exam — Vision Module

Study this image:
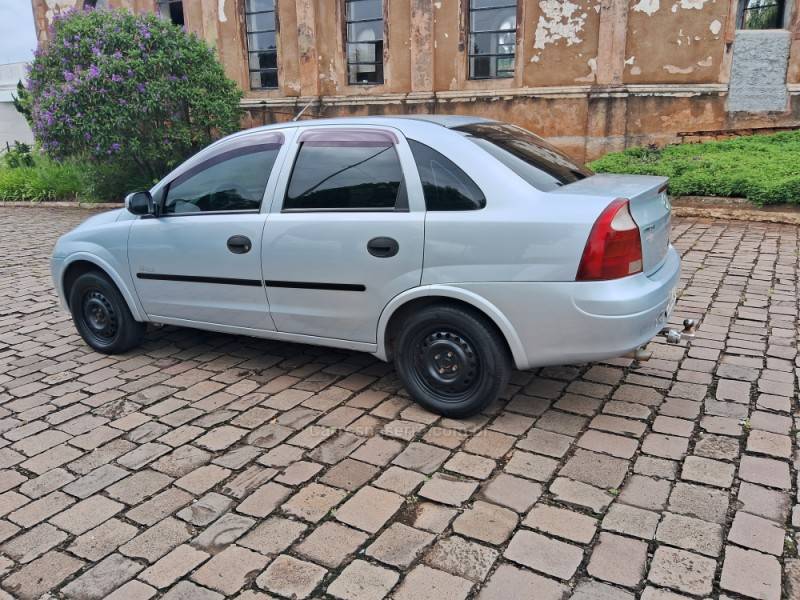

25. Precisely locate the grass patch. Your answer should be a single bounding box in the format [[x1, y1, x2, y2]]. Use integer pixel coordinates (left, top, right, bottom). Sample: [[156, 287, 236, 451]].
[[0, 153, 152, 203], [589, 130, 800, 205]]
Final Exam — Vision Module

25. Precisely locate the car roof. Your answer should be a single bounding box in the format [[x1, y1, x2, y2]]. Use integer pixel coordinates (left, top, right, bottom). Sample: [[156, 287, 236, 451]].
[[230, 114, 493, 140]]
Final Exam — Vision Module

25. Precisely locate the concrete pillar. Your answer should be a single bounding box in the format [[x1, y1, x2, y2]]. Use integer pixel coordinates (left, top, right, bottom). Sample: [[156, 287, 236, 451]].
[[410, 0, 434, 92], [595, 0, 628, 86]]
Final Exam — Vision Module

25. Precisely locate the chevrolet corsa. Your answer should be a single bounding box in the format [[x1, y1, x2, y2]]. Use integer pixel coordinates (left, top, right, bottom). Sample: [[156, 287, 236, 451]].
[[51, 116, 680, 417]]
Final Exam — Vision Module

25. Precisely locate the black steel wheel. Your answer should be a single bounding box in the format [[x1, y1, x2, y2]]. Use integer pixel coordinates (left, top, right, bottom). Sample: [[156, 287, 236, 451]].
[[394, 304, 511, 418], [69, 271, 145, 354]]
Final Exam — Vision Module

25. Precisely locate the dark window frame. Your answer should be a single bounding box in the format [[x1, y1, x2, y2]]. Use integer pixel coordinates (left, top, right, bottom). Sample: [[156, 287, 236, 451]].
[[245, 0, 279, 90], [467, 0, 519, 80], [156, 0, 185, 26], [344, 0, 385, 85], [161, 142, 282, 216], [738, 0, 786, 29], [281, 139, 408, 212]]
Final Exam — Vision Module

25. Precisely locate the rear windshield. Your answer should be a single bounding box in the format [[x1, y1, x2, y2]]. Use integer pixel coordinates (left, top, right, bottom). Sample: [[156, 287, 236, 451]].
[[454, 122, 592, 192]]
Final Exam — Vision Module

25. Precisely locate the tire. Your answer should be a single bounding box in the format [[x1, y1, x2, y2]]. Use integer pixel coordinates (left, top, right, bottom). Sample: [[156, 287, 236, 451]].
[[68, 271, 145, 354], [393, 304, 511, 418]]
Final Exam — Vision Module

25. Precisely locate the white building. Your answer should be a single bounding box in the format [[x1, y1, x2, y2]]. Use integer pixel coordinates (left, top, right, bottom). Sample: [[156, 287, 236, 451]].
[[0, 62, 34, 150]]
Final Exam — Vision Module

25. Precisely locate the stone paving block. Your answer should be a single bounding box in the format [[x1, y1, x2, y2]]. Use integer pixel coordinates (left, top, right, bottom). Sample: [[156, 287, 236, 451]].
[[549, 476, 613, 514], [587, 532, 648, 588], [191, 513, 255, 552], [444, 451, 496, 479], [104, 580, 157, 600], [504, 449, 559, 482], [17, 467, 73, 498], [61, 553, 143, 600], [126, 487, 194, 526], [1, 522, 67, 563], [373, 465, 426, 494], [68, 517, 139, 561], [746, 429, 792, 458], [720, 545, 781, 600], [391, 442, 450, 474], [523, 503, 597, 544], [236, 481, 291, 518], [559, 449, 629, 490], [411, 501, 457, 533], [571, 579, 635, 600], [176, 491, 232, 526], [693, 433, 740, 461], [0, 550, 84, 600], [140, 544, 210, 589], [655, 512, 724, 557], [578, 429, 638, 459], [320, 457, 379, 490], [256, 554, 327, 599], [296, 521, 369, 568], [479, 472, 541, 513], [727, 510, 784, 555], [283, 482, 346, 523], [602, 502, 660, 539], [419, 473, 479, 506], [8, 490, 74, 527], [238, 516, 306, 556], [476, 563, 569, 600], [737, 481, 790, 523], [48, 493, 123, 534], [738, 454, 791, 489], [161, 581, 223, 600], [392, 564, 473, 600], [119, 516, 191, 562], [647, 546, 716, 596], [618, 474, 672, 510], [681, 455, 735, 488], [327, 559, 399, 600], [335, 485, 404, 533], [366, 522, 434, 568], [106, 469, 173, 505], [424, 534, 498, 582], [174, 464, 231, 495], [504, 529, 583, 580], [515, 427, 574, 457], [641, 433, 689, 460], [191, 544, 268, 595]]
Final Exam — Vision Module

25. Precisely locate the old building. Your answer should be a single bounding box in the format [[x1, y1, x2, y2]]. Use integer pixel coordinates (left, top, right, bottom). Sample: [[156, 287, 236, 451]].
[[31, 0, 800, 161]]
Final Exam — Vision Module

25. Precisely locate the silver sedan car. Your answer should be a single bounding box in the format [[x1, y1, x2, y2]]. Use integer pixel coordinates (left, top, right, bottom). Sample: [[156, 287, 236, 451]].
[[51, 116, 680, 417]]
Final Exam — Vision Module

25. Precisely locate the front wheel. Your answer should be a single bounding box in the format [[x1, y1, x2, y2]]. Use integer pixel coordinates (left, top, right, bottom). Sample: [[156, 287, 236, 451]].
[[68, 271, 145, 354], [393, 304, 511, 418]]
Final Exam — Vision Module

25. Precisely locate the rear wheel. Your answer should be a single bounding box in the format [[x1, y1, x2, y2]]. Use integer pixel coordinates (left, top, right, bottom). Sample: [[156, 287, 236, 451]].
[[68, 271, 145, 354], [394, 304, 511, 418]]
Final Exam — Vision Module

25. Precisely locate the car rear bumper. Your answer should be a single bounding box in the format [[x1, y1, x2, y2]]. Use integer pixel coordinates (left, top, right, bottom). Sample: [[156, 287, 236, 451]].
[[455, 245, 681, 370]]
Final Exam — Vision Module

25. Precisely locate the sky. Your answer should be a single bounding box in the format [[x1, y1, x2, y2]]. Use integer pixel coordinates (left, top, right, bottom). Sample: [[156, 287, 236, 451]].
[[0, 1, 38, 65]]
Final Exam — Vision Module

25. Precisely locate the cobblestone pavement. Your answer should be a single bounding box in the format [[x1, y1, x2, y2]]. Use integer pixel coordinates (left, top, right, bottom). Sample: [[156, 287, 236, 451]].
[[0, 206, 798, 600]]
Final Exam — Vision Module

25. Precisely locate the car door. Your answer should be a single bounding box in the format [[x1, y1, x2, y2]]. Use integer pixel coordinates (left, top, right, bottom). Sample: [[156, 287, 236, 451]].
[[128, 130, 290, 331], [261, 126, 425, 343]]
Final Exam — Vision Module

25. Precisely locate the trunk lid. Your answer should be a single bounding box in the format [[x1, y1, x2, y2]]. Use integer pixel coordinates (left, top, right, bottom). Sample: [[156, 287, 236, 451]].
[[553, 174, 671, 275]]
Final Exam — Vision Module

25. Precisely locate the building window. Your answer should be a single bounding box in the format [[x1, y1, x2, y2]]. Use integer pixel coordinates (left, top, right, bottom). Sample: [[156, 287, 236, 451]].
[[157, 0, 185, 26], [345, 0, 384, 85], [739, 0, 785, 28], [245, 0, 278, 89], [468, 0, 517, 79]]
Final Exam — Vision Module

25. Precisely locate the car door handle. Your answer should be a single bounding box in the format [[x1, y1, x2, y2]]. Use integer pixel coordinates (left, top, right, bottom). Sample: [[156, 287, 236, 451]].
[[227, 235, 252, 254], [367, 237, 399, 258]]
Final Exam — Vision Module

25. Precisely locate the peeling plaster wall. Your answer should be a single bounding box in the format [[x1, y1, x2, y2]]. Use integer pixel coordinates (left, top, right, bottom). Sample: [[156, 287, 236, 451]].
[[522, 0, 602, 85], [728, 30, 791, 112], [624, 0, 729, 83]]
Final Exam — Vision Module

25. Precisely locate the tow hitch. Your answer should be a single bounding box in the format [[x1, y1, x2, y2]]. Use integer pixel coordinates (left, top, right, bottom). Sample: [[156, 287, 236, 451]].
[[625, 319, 697, 362]]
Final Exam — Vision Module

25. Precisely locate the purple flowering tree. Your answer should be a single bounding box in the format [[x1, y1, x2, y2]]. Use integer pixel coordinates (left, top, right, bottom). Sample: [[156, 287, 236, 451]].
[[28, 8, 242, 181]]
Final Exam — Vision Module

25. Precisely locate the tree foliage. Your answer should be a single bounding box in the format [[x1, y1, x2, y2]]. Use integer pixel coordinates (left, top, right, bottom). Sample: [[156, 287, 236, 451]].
[[28, 8, 243, 182]]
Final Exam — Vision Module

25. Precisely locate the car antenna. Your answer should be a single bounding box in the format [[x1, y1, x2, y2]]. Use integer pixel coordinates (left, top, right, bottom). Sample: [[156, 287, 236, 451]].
[[292, 98, 315, 122]]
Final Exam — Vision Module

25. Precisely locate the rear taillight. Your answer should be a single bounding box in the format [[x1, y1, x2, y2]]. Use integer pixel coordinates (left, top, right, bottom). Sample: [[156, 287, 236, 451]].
[[576, 198, 643, 281]]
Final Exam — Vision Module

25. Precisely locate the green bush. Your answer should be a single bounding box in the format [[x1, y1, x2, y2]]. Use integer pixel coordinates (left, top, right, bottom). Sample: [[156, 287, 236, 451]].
[[589, 131, 800, 205], [28, 8, 242, 181]]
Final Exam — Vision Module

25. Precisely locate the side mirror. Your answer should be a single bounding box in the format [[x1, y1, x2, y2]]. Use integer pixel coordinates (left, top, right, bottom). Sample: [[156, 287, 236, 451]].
[[125, 191, 154, 216]]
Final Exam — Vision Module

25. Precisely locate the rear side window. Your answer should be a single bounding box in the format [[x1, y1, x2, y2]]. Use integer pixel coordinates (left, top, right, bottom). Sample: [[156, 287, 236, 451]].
[[408, 140, 485, 211], [454, 122, 591, 192], [284, 140, 404, 210], [163, 143, 280, 214]]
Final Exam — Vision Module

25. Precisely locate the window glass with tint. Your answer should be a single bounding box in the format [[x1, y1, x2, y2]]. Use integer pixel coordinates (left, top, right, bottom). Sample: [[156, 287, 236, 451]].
[[157, 0, 184, 25], [468, 0, 517, 79], [245, 0, 278, 89], [408, 140, 485, 211], [163, 144, 280, 214], [739, 0, 785, 29], [455, 122, 591, 191], [284, 140, 403, 210], [346, 0, 384, 84]]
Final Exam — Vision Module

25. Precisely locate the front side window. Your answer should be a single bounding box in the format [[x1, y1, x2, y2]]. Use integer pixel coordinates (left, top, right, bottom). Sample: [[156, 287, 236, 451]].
[[284, 138, 403, 210], [468, 0, 517, 79], [346, 0, 384, 84], [408, 140, 485, 211], [245, 0, 278, 89], [739, 0, 785, 28], [157, 0, 185, 26], [455, 122, 591, 191], [163, 144, 281, 214]]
